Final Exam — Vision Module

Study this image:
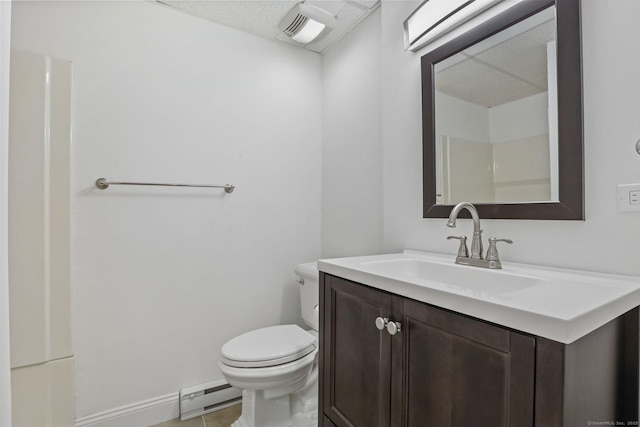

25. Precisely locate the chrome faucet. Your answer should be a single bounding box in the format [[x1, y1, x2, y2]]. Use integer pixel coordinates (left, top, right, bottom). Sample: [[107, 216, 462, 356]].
[[446, 202, 512, 269], [447, 202, 483, 259]]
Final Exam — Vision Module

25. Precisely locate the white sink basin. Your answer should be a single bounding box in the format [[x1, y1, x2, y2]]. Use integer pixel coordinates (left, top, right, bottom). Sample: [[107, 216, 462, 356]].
[[318, 250, 640, 344], [362, 258, 543, 296]]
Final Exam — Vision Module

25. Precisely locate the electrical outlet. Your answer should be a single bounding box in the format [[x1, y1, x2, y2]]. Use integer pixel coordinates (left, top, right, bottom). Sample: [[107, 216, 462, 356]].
[[617, 183, 640, 212]]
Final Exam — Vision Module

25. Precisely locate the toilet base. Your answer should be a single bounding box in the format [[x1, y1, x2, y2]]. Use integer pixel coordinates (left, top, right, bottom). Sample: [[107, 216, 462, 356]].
[[231, 374, 318, 427]]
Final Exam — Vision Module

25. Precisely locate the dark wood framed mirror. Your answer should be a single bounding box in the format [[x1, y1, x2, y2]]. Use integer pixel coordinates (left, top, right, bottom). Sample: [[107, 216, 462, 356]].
[[422, 0, 583, 220]]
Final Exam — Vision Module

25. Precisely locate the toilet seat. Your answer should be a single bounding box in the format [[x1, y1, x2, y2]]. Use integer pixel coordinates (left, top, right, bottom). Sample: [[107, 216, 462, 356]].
[[221, 324, 316, 368]]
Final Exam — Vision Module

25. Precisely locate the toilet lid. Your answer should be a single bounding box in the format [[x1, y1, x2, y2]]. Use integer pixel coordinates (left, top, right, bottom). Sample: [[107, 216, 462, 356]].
[[221, 324, 317, 368]]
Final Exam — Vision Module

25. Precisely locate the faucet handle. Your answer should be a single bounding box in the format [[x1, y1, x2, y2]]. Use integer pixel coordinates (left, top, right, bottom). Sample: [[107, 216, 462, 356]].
[[447, 236, 469, 258], [486, 237, 513, 262]]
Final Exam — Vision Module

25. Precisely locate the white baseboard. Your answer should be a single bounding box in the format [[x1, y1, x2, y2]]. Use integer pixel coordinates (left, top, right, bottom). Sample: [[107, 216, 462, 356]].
[[75, 393, 179, 427]]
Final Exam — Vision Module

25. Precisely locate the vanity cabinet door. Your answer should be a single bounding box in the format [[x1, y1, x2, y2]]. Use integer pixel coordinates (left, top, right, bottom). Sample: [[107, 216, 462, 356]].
[[397, 299, 536, 427], [322, 275, 393, 427]]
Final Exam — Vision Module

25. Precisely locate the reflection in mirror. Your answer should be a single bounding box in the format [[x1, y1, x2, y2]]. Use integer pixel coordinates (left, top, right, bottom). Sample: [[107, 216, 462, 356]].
[[435, 7, 557, 205]]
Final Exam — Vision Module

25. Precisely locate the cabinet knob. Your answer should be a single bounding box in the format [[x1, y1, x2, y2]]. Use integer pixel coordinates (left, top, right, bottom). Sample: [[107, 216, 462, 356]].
[[375, 317, 389, 331], [386, 321, 402, 335]]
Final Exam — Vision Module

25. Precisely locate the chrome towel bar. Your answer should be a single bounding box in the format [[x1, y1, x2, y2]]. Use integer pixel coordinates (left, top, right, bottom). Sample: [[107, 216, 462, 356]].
[[95, 178, 235, 193]]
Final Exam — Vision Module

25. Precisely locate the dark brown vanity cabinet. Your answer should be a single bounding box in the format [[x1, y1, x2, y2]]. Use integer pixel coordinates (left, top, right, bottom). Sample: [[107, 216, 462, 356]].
[[319, 273, 639, 427]]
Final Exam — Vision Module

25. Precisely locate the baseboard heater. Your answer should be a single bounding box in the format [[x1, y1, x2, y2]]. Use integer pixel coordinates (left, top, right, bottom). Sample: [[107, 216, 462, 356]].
[[179, 379, 242, 420]]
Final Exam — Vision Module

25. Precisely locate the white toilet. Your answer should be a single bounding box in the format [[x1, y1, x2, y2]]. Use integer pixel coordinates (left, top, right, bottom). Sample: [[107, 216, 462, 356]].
[[219, 262, 319, 427]]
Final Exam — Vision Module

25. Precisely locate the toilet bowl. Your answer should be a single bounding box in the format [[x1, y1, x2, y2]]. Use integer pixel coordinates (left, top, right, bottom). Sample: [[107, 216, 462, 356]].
[[219, 262, 319, 427]]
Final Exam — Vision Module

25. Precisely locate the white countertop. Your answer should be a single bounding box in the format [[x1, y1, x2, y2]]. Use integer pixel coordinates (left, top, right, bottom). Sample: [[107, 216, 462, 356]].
[[318, 250, 640, 344]]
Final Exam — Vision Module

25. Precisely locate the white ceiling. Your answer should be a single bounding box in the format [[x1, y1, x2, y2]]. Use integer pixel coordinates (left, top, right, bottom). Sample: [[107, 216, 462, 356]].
[[153, 0, 380, 53]]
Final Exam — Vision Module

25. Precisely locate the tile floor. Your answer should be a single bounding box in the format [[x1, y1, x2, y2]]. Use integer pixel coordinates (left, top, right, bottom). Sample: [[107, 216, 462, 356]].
[[150, 404, 241, 427]]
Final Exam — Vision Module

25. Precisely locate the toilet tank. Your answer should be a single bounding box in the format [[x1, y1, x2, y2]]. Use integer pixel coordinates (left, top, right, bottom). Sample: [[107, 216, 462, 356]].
[[295, 262, 319, 331]]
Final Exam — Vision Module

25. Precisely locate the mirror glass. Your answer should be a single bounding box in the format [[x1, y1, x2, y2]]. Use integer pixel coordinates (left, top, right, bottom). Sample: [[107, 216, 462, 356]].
[[422, 0, 583, 220], [435, 7, 556, 205]]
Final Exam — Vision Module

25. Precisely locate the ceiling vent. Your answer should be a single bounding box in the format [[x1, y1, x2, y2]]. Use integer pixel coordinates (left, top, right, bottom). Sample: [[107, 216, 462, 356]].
[[278, 3, 337, 45]]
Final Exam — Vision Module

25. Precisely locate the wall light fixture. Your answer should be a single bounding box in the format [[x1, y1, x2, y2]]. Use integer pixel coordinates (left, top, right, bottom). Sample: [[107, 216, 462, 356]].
[[404, 0, 505, 51]]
